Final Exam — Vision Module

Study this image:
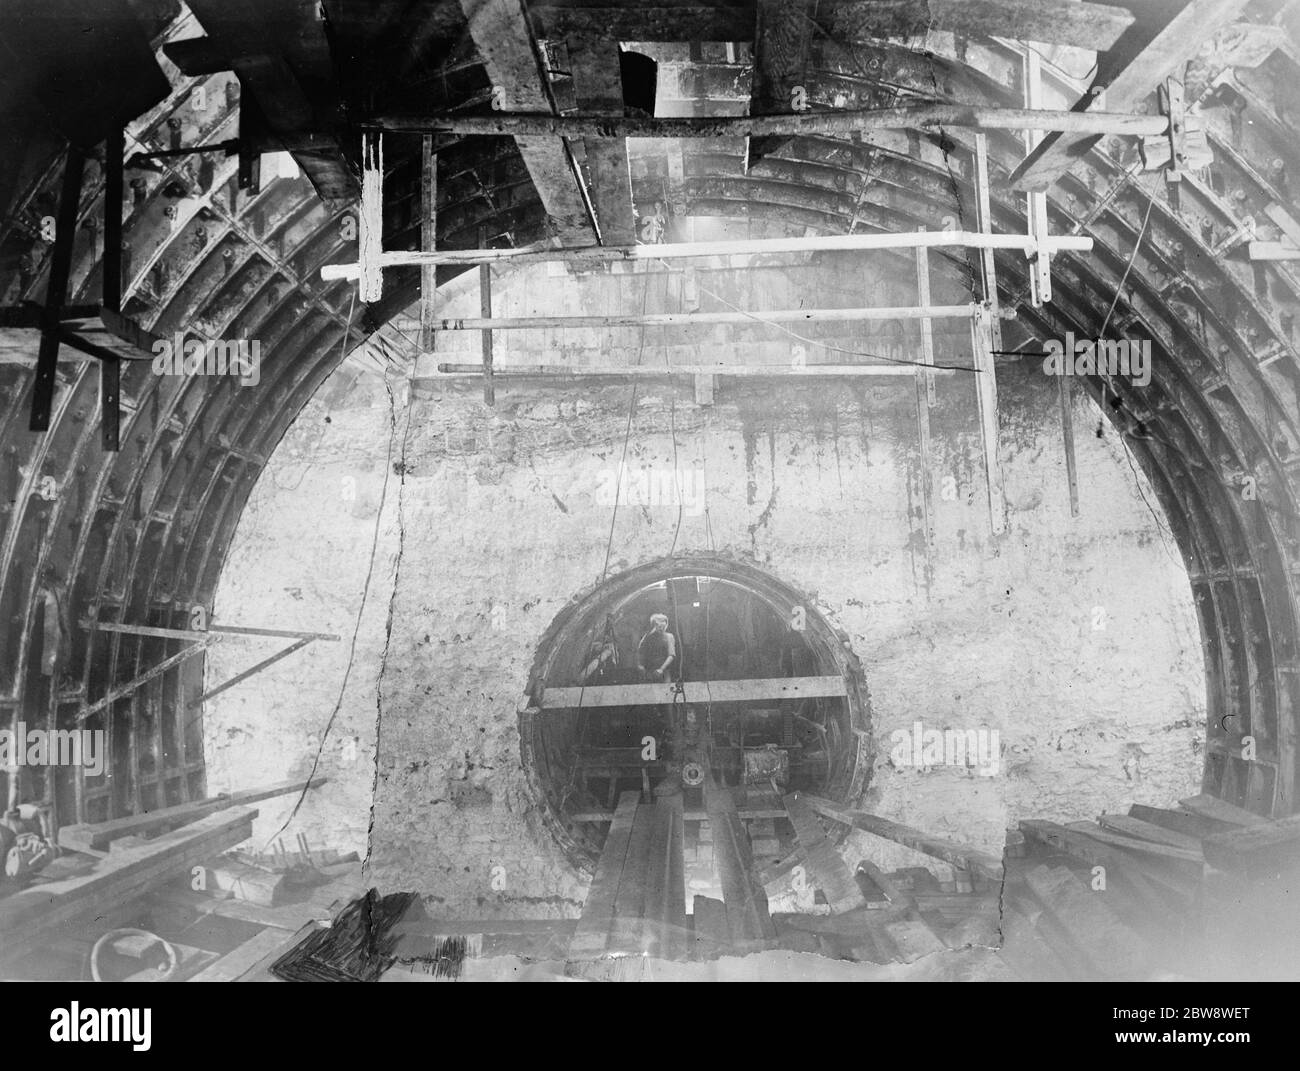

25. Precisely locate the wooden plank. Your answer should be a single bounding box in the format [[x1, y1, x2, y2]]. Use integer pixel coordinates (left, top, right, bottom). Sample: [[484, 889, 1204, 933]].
[[1201, 814, 1300, 877], [568, 790, 640, 962], [235, 921, 321, 982], [827, 0, 1135, 51], [0, 809, 255, 964], [784, 793, 868, 914], [690, 895, 731, 959], [1018, 820, 1182, 914], [1128, 802, 1233, 839], [58, 777, 324, 852], [609, 801, 657, 952], [421, 134, 437, 350], [425, 304, 976, 331], [1178, 793, 1270, 827], [1097, 813, 1204, 852], [997, 901, 1075, 981], [530, 0, 1133, 50], [1022, 864, 1150, 979], [801, 795, 1003, 883], [30, 147, 84, 432], [375, 106, 1165, 141], [1265, 203, 1300, 247], [1063, 821, 1204, 865], [748, 0, 817, 167], [706, 780, 777, 943], [434, 362, 947, 380], [188, 926, 302, 982], [1009, 0, 1252, 193], [478, 224, 495, 407], [1247, 240, 1300, 261], [972, 306, 1006, 533], [567, 34, 636, 245], [457, 0, 594, 245], [642, 795, 686, 959], [541, 675, 846, 709]]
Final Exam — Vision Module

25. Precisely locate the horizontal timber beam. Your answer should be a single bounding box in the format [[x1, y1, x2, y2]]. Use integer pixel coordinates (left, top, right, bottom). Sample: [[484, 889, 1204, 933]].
[[800, 795, 1004, 882], [323, 230, 1093, 277], [81, 619, 340, 641], [540, 675, 848, 709], [432, 362, 956, 378], [425, 304, 977, 331], [365, 105, 1169, 140]]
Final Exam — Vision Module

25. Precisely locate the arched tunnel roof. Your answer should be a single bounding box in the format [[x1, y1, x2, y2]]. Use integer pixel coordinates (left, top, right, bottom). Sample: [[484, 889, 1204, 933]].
[[1, 0, 1298, 823]]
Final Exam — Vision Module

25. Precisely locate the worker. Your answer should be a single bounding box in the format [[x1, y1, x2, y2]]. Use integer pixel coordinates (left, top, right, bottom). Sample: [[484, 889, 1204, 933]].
[[637, 612, 677, 682]]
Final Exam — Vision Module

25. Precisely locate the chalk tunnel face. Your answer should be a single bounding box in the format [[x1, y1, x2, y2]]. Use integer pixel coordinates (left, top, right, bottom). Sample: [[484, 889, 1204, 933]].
[[519, 557, 870, 872]]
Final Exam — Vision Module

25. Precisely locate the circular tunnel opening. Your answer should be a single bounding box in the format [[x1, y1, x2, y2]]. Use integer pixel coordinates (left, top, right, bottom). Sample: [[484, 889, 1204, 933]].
[[520, 556, 871, 874]]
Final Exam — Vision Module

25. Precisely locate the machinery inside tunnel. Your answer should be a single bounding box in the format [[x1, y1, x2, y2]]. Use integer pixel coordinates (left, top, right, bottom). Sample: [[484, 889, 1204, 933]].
[[0, 0, 1298, 993]]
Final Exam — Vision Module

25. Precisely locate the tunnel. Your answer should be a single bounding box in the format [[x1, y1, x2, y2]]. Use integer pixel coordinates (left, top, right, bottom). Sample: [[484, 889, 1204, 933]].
[[0, 0, 1297, 986]]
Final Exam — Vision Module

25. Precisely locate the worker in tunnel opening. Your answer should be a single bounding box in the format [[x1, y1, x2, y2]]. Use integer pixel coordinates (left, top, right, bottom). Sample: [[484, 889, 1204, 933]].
[[637, 612, 677, 683]]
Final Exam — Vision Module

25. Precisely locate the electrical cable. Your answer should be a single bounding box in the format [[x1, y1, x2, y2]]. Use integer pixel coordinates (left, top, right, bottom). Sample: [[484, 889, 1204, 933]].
[[263, 286, 410, 847]]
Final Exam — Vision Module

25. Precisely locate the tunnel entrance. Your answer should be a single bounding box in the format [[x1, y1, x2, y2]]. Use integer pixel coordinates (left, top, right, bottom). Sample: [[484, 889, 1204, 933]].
[[520, 557, 871, 875]]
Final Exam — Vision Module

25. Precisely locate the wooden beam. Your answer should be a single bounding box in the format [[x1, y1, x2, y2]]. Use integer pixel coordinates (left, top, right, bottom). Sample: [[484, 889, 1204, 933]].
[[1097, 813, 1203, 851], [530, 0, 1135, 50], [971, 306, 1007, 534], [30, 147, 85, 433], [197, 636, 315, 704], [1057, 374, 1079, 516], [57, 778, 325, 853], [81, 619, 340, 642], [1018, 820, 1186, 913], [567, 35, 637, 245], [322, 229, 1094, 277], [1247, 240, 1300, 261], [1127, 802, 1234, 839], [571, 805, 788, 823], [430, 362, 948, 380], [424, 303, 976, 331], [641, 796, 686, 959], [1022, 863, 1150, 978], [478, 225, 495, 407], [1063, 821, 1204, 865], [185, 0, 354, 200], [801, 795, 1003, 882], [748, 0, 817, 168], [369, 105, 1168, 139], [101, 128, 123, 451], [1, 809, 256, 965], [1177, 792, 1269, 826], [456, 0, 594, 244], [1009, 0, 1251, 193], [74, 641, 212, 722], [705, 780, 776, 943], [826, 0, 1136, 51], [420, 135, 437, 351], [188, 926, 305, 982], [1201, 814, 1300, 878], [541, 675, 847, 709], [568, 791, 641, 965], [784, 793, 867, 913]]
